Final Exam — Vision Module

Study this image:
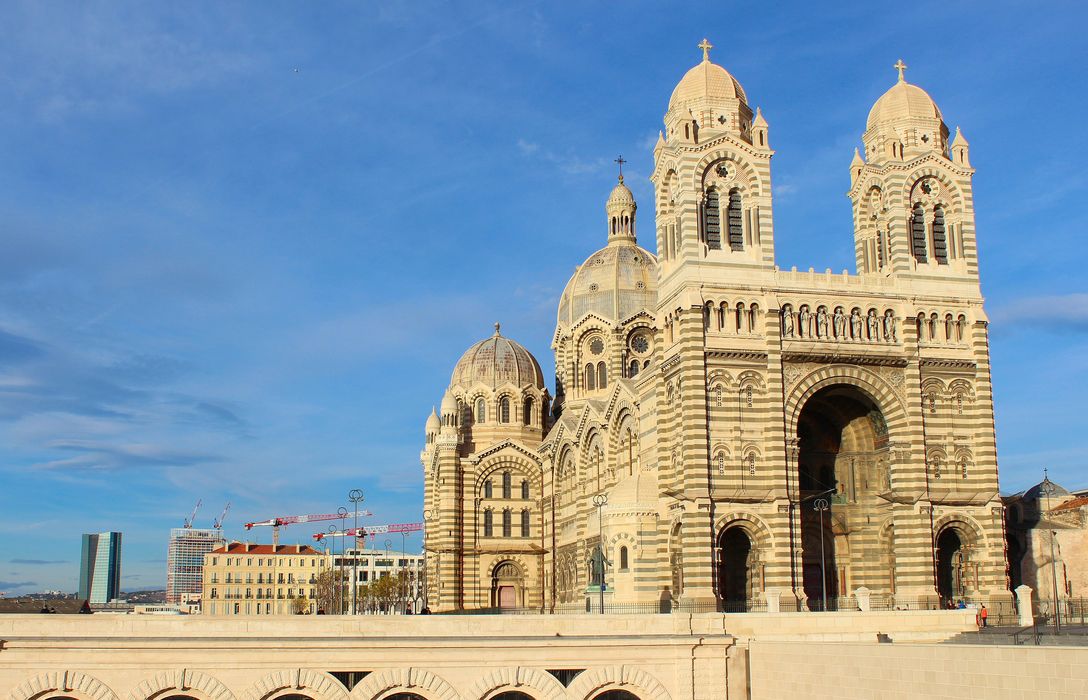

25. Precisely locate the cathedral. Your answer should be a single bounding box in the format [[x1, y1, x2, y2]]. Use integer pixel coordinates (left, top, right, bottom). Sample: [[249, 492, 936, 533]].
[[421, 41, 1007, 613]]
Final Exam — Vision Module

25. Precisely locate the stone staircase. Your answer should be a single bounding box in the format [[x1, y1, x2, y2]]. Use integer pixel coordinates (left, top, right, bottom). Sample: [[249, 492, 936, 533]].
[[943, 625, 1088, 646]]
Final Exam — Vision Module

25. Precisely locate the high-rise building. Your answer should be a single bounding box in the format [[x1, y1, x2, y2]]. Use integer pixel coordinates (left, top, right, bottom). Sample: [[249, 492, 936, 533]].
[[166, 528, 222, 605], [78, 532, 122, 604]]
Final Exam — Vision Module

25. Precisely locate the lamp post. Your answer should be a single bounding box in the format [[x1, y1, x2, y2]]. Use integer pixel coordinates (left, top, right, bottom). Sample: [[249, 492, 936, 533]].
[[592, 493, 608, 614], [814, 498, 830, 612], [328, 523, 341, 614], [422, 508, 433, 611], [1040, 473, 1062, 633], [336, 507, 348, 614], [348, 489, 364, 614]]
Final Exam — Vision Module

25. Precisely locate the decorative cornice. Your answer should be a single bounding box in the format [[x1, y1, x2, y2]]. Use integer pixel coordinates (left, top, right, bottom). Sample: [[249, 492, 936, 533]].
[[782, 351, 908, 367], [706, 350, 768, 362], [920, 357, 977, 370]]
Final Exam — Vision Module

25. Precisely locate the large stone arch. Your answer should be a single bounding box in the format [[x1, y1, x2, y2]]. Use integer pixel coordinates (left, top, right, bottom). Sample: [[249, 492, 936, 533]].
[[128, 671, 235, 700], [785, 363, 908, 439], [468, 667, 565, 700], [242, 670, 347, 700], [349, 668, 458, 700], [10, 671, 119, 700], [933, 512, 988, 551], [567, 666, 670, 700], [714, 511, 775, 553]]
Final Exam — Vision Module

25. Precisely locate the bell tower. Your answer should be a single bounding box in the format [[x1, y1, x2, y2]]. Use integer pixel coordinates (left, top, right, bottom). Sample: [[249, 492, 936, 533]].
[[651, 38, 777, 292], [849, 60, 980, 282]]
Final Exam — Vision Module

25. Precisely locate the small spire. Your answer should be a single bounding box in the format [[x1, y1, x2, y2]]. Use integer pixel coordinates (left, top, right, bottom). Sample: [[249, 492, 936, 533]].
[[894, 58, 907, 83], [698, 38, 713, 62], [951, 126, 969, 146], [494, 322, 501, 336], [614, 155, 626, 183], [753, 106, 768, 127], [851, 147, 864, 167]]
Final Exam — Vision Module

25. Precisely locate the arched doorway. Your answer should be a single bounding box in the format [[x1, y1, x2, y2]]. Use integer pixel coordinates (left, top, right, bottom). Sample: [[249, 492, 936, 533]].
[[491, 693, 536, 700], [384, 694, 426, 700], [936, 526, 966, 606], [718, 526, 754, 612], [593, 691, 641, 700], [796, 384, 890, 610], [491, 560, 524, 609]]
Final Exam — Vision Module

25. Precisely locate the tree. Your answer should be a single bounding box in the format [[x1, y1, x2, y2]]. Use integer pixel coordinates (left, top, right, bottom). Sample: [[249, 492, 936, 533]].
[[291, 594, 309, 615], [313, 569, 341, 614]]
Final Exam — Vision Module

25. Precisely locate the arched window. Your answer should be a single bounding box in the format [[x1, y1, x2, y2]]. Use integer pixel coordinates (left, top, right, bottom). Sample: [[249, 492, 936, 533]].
[[749, 303, 759, 333], [585, 363, 596, 390], [475, 398, 486, 423], [715, 385, 723, 407], [930, 455, 942, 479], [502, 470, 512, 499], [877, 229, 886, 268], [619, 545, 629, 571], [727, 188, 744, 251], [484, 509, 493, 537], [716, 452, 725, 475], [521, 479, 529, 500], [932, 206, 948, 264], [911, 203, 928, 262], [502, 508, 512, 537], [523, 397, 533, 425], [745, 385, 754, 408], [629, 359, 639, 377], [956, 314, 967, 342], [597, 362, 607, 389], [520, 509, 530, 537], [704, 187, 722, 249], [747, 453, 756, 475], [484, 479, 493, 499], [945, 314, 954, 341], [960, 456, 969, 479], [735, 302, 745, 333], [499, 396, 510, 423]]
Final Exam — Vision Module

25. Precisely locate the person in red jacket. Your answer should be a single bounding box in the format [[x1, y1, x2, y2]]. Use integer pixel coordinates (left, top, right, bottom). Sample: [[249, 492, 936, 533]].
[[979, 605, 988, 628]]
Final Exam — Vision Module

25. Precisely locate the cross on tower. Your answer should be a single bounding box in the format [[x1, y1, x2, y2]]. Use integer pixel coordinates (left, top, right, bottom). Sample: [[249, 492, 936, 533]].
[[894, 59, 907, 82], [698, 38, 713, 62], [614, 155, 626, 181]]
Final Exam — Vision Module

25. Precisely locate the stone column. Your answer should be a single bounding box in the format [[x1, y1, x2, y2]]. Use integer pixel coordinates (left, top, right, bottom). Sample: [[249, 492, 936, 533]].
[[1015, 585, 1034, 627], [765, 588, 783, 613]]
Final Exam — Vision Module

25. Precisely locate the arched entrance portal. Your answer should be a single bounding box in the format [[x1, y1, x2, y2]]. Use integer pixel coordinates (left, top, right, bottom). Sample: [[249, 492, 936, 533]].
[[796, 384, 890, 610], [717, 526, 754, 611], [936, 526, 967, 606], [491, 560, 524, 609]]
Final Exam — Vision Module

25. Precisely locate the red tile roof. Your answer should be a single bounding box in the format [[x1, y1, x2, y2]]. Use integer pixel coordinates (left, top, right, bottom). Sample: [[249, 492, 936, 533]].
[[210, 543, 322, 555], [1052, 495, 1088, 513]]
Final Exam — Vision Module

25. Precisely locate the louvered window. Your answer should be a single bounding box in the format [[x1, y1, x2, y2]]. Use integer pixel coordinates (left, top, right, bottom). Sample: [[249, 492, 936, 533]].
[[521, 479, 529, 500], [585, 364, 596, 390], [727, 189, 744, 251], [475, 398, 486, 423], [932, 206, 948, 264], [502, 471, 512, 499], [484, 479, 493, 499], [520, 509, 530, 537], [484, 509, 493, 537], [704, 188, 721, 249], [911, 204, 928, 262], [499, 397, 510, 423], [502, 509, 512, 537], [596, 362, 607, 389]]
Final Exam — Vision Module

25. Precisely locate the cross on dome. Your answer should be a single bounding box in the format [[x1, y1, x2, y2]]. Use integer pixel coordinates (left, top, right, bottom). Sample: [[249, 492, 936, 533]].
[[614, 155, 626, 182], [698, 38, 713, 62], [894, 59, 907, 82], [494, 322, 501, 336]]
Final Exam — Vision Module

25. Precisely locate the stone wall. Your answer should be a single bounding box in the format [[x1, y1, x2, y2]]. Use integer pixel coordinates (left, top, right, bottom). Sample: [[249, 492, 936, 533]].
[[749, 640, 1088, 699]]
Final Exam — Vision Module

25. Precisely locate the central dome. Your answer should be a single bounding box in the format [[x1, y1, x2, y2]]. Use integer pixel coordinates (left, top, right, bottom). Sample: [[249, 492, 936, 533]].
[[450, 324, 545, 390], [557, 243, 658, 328]]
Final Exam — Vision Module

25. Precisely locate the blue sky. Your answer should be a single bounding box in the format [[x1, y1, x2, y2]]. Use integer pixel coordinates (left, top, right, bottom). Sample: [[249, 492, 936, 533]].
[[0, 1, 1084, 594]]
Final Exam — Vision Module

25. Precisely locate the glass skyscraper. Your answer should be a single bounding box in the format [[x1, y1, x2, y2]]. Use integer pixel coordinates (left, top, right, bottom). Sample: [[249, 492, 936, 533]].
[[78, 531, 122, 604]]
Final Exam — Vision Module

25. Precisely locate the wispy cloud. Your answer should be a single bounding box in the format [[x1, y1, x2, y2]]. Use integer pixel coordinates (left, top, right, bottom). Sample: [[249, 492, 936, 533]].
[[990, 293, 1088, 333], [514, 139, 610, 176], [0, 580, 38, 590], [10, 559, 67, 565]]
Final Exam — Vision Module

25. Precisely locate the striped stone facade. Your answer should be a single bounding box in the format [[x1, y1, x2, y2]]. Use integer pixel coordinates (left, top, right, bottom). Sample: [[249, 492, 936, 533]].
[[421, 45, 1007, 613]]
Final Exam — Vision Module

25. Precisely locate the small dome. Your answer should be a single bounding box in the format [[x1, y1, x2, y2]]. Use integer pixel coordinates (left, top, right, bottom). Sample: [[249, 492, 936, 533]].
[[669, 41, 747, 110], [866, 79, 942, 131], [440, 391, 457, 416], [426, 408, 440, 433], [557, 243, 658, 328], [450, 324, 545, 390], [1024, 478, 1070, 502], [607, 179, 636, 208]]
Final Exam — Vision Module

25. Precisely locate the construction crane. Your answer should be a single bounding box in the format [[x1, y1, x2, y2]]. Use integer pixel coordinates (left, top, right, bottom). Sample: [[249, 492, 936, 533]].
[[213, 502, 231, 539], [183, 499, 203, 529], [244, 511, 372, 546], [312, 522, 423, 543]]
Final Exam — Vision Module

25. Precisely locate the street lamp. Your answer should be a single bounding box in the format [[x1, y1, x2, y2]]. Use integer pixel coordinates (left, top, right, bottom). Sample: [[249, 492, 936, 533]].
[[348, 489, 364, 614], [336, 507, 348, 614], [814, 498, 830, 612], [328, 523, 341, 614], [1039, 472, 1062, 633], [422, 508, 433, 611], [592, 493, 609, 614]]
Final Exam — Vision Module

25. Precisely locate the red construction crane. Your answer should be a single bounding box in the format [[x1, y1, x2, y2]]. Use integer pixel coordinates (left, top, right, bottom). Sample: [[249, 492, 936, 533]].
[[312, 522, 423, 543], [244, 511, 372, 545], [183, 499, 203, 529]]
